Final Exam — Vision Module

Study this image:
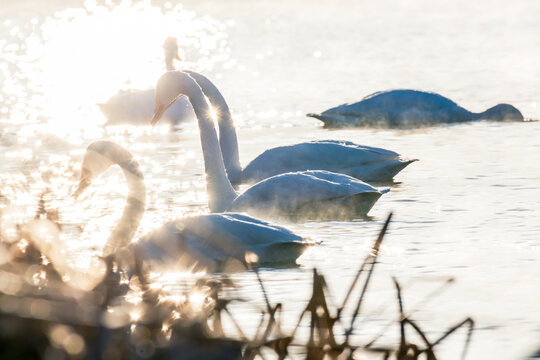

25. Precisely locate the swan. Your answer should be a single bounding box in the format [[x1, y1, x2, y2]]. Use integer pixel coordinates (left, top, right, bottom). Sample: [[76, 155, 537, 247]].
[[307, 89, 525, 128], [178, 70, 416, 184], [98, 37, 192, 125], [73, 141, 308, 271], [151, 71, 389, 220]]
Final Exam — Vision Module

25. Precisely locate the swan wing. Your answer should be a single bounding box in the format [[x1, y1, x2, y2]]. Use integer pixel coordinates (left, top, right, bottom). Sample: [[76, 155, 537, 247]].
[[135, 213, 307, 269], [308, 90, 471, 127], [232, 170, 384, 215], [100, 89, 192, 124], [242, 140, 411, 182], [326, 90, 463, 114]]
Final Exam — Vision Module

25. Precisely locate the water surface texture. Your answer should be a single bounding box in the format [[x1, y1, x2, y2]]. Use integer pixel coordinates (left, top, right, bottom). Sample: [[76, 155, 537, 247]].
[[1, 0, 539, 358]]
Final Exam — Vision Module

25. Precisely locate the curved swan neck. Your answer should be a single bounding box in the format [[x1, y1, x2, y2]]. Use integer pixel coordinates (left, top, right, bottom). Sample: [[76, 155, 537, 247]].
[[165, 57, 175, 72], [105, 157, 146, 256], [175, 73, 238, 211], [164, 48, 176, 71], [183, 71, 243, 184], [78, 142, 146, 257], [163, 37, 179, 72], [475, 104, 524, 122]]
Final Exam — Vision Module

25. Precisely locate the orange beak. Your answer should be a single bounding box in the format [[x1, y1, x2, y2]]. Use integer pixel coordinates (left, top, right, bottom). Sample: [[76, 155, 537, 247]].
[[73, 174, 91, 199], [175, 52, 182, 61], [151, 101, 170, 126]]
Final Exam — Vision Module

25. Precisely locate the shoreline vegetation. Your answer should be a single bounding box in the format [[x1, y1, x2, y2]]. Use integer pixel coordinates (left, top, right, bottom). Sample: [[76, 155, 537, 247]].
[[0, 209, 475, 359]]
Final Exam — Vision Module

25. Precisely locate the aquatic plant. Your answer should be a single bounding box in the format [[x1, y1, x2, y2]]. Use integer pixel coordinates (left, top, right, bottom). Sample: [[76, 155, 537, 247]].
[[0, 206, 474, 359]]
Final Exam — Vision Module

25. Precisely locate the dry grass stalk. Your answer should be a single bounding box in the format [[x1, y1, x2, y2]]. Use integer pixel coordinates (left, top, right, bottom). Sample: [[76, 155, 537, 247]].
[[0, 203, 474, 359]]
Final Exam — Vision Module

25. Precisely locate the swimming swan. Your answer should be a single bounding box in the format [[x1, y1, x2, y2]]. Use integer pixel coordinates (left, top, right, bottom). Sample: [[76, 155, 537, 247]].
[[74, 141, 308, 271], [180, 71, 416, 185], [307, 89, 524, 128], [98, 37, 192, 125], [152, 71, 388, 220]]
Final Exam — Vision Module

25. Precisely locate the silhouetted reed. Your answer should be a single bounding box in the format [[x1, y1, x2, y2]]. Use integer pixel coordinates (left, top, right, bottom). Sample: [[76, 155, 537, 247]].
[[0, 206, 474, 359]]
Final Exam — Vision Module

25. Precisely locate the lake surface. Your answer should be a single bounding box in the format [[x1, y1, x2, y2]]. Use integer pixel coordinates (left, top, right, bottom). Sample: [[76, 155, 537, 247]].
[[0, 0, 539, 358]]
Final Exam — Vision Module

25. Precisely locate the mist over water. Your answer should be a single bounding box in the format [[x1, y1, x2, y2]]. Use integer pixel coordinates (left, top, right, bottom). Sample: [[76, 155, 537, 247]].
[[1, 0, 539, 358]]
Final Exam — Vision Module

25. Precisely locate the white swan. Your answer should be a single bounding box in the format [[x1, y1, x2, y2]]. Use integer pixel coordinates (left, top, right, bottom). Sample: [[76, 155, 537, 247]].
[[98, 37, 192, 125], [307, 89, 525, 128], [74, 141, 308, 271], [180, 70, 416, 184], [152, 71, 388, 220]]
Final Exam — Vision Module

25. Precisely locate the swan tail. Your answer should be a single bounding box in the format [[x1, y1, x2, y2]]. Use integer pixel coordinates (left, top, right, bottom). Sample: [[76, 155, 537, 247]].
[[259, 241, 309, 265], [398, 158, 419, 171], [393, 158, 418, 175], [355, 158, 418, 183], [307, 112, 333, 124], [306, 112, 323, 120], [307, 112, 348, 128]]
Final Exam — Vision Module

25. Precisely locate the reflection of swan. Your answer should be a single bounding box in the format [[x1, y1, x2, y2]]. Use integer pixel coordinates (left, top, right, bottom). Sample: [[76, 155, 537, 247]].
[[182, 71, 416, 184], [307, 89, 525, 128], [152, 71, 388, 220], [98, 37, 192, 125], [74, 141, 308, 270]]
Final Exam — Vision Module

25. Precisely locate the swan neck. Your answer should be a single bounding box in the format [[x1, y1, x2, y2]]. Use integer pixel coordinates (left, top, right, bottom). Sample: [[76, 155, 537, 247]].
[[184, 71, 243, 184], [164, 47, 176, 71], [104, 157, 146, 257], [165, 57, 175, 72], [475, 107, 499, 120], [185, 81, 238, 212]]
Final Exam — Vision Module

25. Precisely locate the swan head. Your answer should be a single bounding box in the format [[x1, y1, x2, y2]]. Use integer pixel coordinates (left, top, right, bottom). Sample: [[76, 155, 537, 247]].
[[151, 71, 201, 125], [481, 104, 524, 122], [163, 36, 181, 62], [74, 141, 133, 198]]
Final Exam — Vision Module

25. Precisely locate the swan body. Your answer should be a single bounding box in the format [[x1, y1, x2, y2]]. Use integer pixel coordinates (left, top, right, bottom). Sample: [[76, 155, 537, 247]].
[[75, 141, 308, 270], [152, 71, 388, 220], [136, 213, 307, 271], [307, 89, 524, 128], [241, 140, 416, 184], [98, 37, 193, 125], [98, 88, 192, 125], [179, 71, 415, 184], [230, 170, 388, 220]]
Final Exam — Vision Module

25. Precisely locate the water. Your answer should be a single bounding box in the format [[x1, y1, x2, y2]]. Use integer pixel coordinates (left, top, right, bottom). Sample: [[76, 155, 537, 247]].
[[1, 0, 539, 358]]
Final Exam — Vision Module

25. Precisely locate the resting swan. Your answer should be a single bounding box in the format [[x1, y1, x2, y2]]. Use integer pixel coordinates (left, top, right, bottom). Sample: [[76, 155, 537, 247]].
[[98, 37, 192, 125], [152, 71, 388, 220], [307, 89, 525, 128], [74, 141, 308, 271], [179, 70, 415, 185]]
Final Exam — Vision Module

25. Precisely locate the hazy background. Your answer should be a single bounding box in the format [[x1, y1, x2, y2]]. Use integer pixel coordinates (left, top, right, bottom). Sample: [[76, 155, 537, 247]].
[[0, 0, 539, 358]]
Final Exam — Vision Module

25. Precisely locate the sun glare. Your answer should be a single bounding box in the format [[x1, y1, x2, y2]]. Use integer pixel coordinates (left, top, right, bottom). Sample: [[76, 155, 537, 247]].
[[1, 0, 229, 134]]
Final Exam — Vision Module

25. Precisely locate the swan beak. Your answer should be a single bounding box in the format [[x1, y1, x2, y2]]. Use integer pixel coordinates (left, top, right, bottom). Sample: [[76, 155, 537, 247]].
[[73, 179, 89, 199], [73, 169, 92, 199], [151, 102, 169, 126], [175, 52, 182, 61]]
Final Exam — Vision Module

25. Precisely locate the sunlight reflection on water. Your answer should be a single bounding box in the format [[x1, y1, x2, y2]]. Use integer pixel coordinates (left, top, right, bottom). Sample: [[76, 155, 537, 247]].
[[0, 0, 229, 130], [0, 0, 229, 253], [0, 0, 539, 358]]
